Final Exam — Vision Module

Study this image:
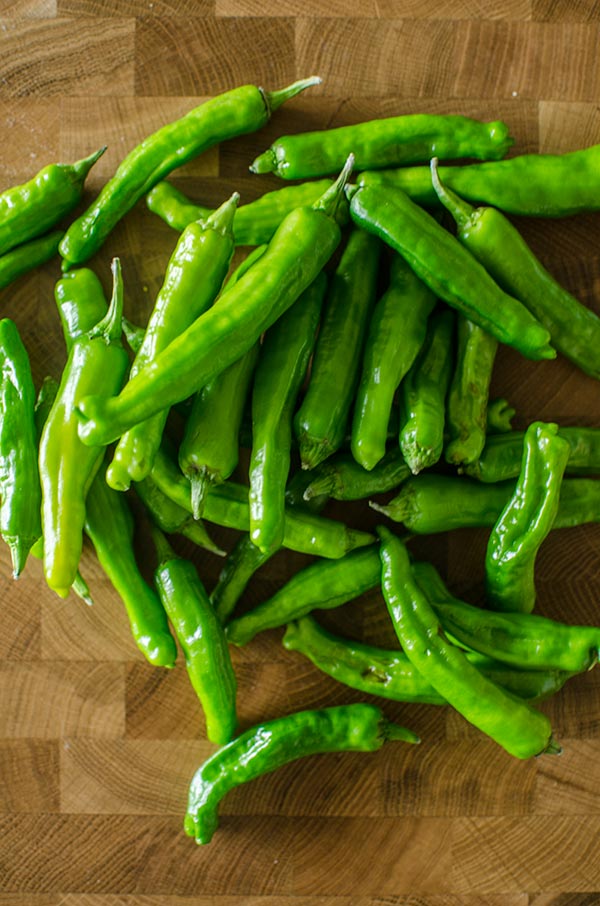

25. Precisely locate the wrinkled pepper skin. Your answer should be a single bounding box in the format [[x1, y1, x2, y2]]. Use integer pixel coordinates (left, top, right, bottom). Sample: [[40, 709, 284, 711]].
[[76, 161, 350, 448], [399, 308, 454, 474], [0, 230, 64, 290], [346, 183, 554, 362], [0, 319, 42, 576], [107, 194, 238, 492], [351, 253, 436, 471], [486, 398, 516, 435], [413, 560, 600, 675], [0, 148, 104, 257], [152, 529, 236, 743], [358, 143, 600, 216], [283, 615, 573, 705], [39, 259, 129, 597], [294, 227, 381, 471], [59, 78, 319, 266], [466, 426, 600, 483], [485, 422, 570, 613], [431, 158, 600, 380], [250, 114, 512, 179], [445, 315, 498, 467], [146, 178, 334, 245], [250, 274, 326, 554], [378, 527, 558, 760], [184, 703, 419, 844], [303, 447, 411, 503]]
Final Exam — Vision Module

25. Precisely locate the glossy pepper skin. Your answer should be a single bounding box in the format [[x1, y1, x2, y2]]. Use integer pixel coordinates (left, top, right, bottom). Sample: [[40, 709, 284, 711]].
[[0, 148, 104, 257], [413, 560, 600, 675], [283, 615, 573, 705], [371, 474, 600, 534], [76, 158, 351, 448], [294, 227, 381, 471], [466, 426, 600, 483], [151, 446, 375, 560], [0, 319, 42, 576], [358, 143, 600, 216], [107, 195, 239, 492], [59, 77, 320, 267], [184, 703, 419, 845], [444, 315, 498, 467], [250, 114, 512, 179], [226, 546, 382, 646], [0, 230, 64, 290], [378, 527, 558, 760], [485, 422, 570, 614], [85, 464, 177, 668], [346, 183, 555, 362], [303, 447, 411, 503], [351, 254, 436, 471], [179, 343, 259, 519], [399, 308, 454, 475], [431, 158, 600, 380], [146, 178, 335, 245], [134, 476, 225, 556], [250, 274, 326, 554], [152, 528, 237, 744], [39, 259, 129, 597]]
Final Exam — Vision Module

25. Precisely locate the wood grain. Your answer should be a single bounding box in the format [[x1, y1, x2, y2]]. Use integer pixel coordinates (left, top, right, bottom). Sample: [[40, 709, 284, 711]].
[[1, 3, 600, 903]]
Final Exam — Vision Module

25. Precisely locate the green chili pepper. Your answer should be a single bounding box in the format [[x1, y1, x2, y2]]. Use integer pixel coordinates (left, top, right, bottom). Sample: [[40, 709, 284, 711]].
[[146, 178, 335, 245], [294, 227, 381, 471], [378, 527, 558, 759], [466, 426, 600, 483], [76, 157, 351, 448], [371, 474, 600, 534], [84, 463, 177, 668], [59, 78, 320, 267], [250, 114, 512, 179], [346, 183, 555, 362], [398, 308, 454, 474], [185, 702, 419, 845], [358, 143, 600, 216], [283, 615, 573, 705], [55, 267, 108, 346], [40, 258, 129, 597], [413, 560, 600, 675], [107, 195, 238, 492], [0, 320, 42, 576], [486, 398, 516, 435], [250, 274, 326, 554], [485, 422, 570, 613], [152, 527, 237, 743], [445, 316, 498, 467], [179, 344, 259, 520], [0, 230, 64, 290], [303, 448, 411, 502], [134, 475, 225, 556], [32, 377, 93, 606], [430, 158, 600, 380], [0, 148, 104, 257], [152, 446, 375, 560], [350, 254, 435, 471], [226, 546, 382, 646]]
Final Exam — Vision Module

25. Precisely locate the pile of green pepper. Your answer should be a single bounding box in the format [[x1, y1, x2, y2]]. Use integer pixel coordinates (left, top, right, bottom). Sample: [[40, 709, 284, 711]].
[[2, 76, 600, 849]]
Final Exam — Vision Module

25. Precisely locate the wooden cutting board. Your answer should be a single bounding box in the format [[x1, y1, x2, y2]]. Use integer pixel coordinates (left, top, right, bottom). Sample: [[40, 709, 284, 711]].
[[1, 2, 600, 902]]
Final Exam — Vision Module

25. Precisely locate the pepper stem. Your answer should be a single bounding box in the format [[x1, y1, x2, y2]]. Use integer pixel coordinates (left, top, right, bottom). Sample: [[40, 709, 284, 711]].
[[302, 472, 336, 500], [72, 570, 94, 606], [264, 75, 322, 113], [430, 157, 475, 230], [542, 737, 563, 756], [313, 154, 355, 219], [122, 318, 145, 354], [202, 191, 239, 239], [249, 149, 277, 175], [89, 258, 124, 343], [150, 521, 177, 568], [179, 518, 226, 557], [189, 470, 210, 521], [71, 145, 107, 182]]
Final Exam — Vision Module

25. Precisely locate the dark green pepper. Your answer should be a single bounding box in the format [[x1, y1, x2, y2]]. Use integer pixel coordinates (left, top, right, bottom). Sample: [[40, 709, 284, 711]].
[[303, 448, 411, 502], [466, 427, 600, 483], [0, 230, 64, 290], [134, 475, 225, 556]]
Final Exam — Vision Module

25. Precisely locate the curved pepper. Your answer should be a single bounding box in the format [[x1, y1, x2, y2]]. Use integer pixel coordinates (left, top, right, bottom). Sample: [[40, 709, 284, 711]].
[[303, 447, 411, 503], [0, 230, 64, 290], [185, 703, 419, 844]]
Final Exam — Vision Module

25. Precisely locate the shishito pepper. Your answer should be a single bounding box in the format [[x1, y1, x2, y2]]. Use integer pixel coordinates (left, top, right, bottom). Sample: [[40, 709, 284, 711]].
[[59, 77, 320, 267], [75, 158, 352, 448], [39, 259, 129, 597], [0, 230, 64, 291], [185, 703, 419, 845]]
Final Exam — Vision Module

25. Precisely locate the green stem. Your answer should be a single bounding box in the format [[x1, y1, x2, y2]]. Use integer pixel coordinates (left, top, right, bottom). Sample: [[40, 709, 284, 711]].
[[265, 75, 322, 113], [430, 157, 475, 231], [72, 145, 107, 180], [150, 521, 177, 568], [203, 192, 239, 238], [313, 154, 355, 218], [89, 258, 124, 342]]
